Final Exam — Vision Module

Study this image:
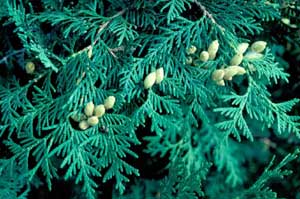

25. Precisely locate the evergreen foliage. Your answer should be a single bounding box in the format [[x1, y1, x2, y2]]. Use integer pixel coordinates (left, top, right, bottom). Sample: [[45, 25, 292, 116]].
[[0, 0, 299, 198]]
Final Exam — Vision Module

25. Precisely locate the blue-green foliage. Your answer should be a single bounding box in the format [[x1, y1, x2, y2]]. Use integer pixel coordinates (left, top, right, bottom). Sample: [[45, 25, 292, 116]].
[[0, 0, 299, 198], [0, 159, 31, 199], [113, 159, 210, 199]]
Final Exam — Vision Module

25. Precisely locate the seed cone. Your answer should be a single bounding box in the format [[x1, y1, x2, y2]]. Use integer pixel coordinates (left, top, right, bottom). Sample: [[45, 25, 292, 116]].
[[79, 120, 89, 130], [224, 69, 237, 80], [237, 43, 249, 54], [94, 104, 105, 117], [144, 72, 156, 89], [104, 96, 116, 110], [155, 68, 164, 84], [186, 56, 193, 64], [87, 116, 99, 126], [25, 62, 35, 74], [223, 66, 246, 80], [84, 102, 95, 117], [216, 80, 225, 86], [230, 54, 243, 66], [208, 40, 219, 60], [212, 69, 225, 81], [244, 51, 263, 60], [186, 45, 197, 55], [250, 41, 267, 53], [199, 51, 209, 62]]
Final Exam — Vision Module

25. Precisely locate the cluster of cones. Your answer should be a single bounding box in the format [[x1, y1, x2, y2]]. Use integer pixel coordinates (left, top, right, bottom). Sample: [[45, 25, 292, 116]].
[[211, 41, 267, 86], [143, 68, 164, 89], [185, 40, 220, 66], [71, 96, 116, 130]]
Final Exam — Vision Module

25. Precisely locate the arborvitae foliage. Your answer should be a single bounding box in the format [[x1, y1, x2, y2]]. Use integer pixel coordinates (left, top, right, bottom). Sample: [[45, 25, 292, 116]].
[[0, 0, 299, 198]]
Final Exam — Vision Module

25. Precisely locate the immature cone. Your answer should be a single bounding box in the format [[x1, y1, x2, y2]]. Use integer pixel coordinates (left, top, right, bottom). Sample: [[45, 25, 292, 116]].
[[144, 71, 156, 89], [223, 67, 239, 80], [71, 113, 86, 122], [208, 40, 219, 60], [250, 41, 267, 53], [244, 51, 263, 60], [233, 66, 246, 75], [236, 43, 249, 54], [216, 80, 225, 86], [186, 45, 197, 55], [223, 66, 246, 80], [281, 18, 290, 25], [209, 52, 217, 60], [79, 120, 89, 130], [104, 96, 116, 110], [230, 53, 243, 66], [199, 51, 209, 62], [25, 62, 35, 74], [94, 104, 105, 117], [155, 68, 164, 84], [211, 69, 225, 81], [185, 56, 193, 64], [84, 101, 94, 117], [87, 116, 99, 126]]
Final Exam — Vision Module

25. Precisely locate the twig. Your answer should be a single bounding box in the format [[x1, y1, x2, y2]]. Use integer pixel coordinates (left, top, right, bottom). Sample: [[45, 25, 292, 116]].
[[0, 49, 25, 65], [71, 9, 126, 58], [110, 46, 125, 52], [194, 0, 225, 32], [30, 72, 48, 84], [108, 46, 127, 58]]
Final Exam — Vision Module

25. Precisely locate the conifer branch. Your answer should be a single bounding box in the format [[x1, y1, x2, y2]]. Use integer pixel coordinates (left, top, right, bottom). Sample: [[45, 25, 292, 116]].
[[1, 1, 299, 198], [193, 0, 225, 31], [0, 48, 25, 65], [71, 9, 126, 58]]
